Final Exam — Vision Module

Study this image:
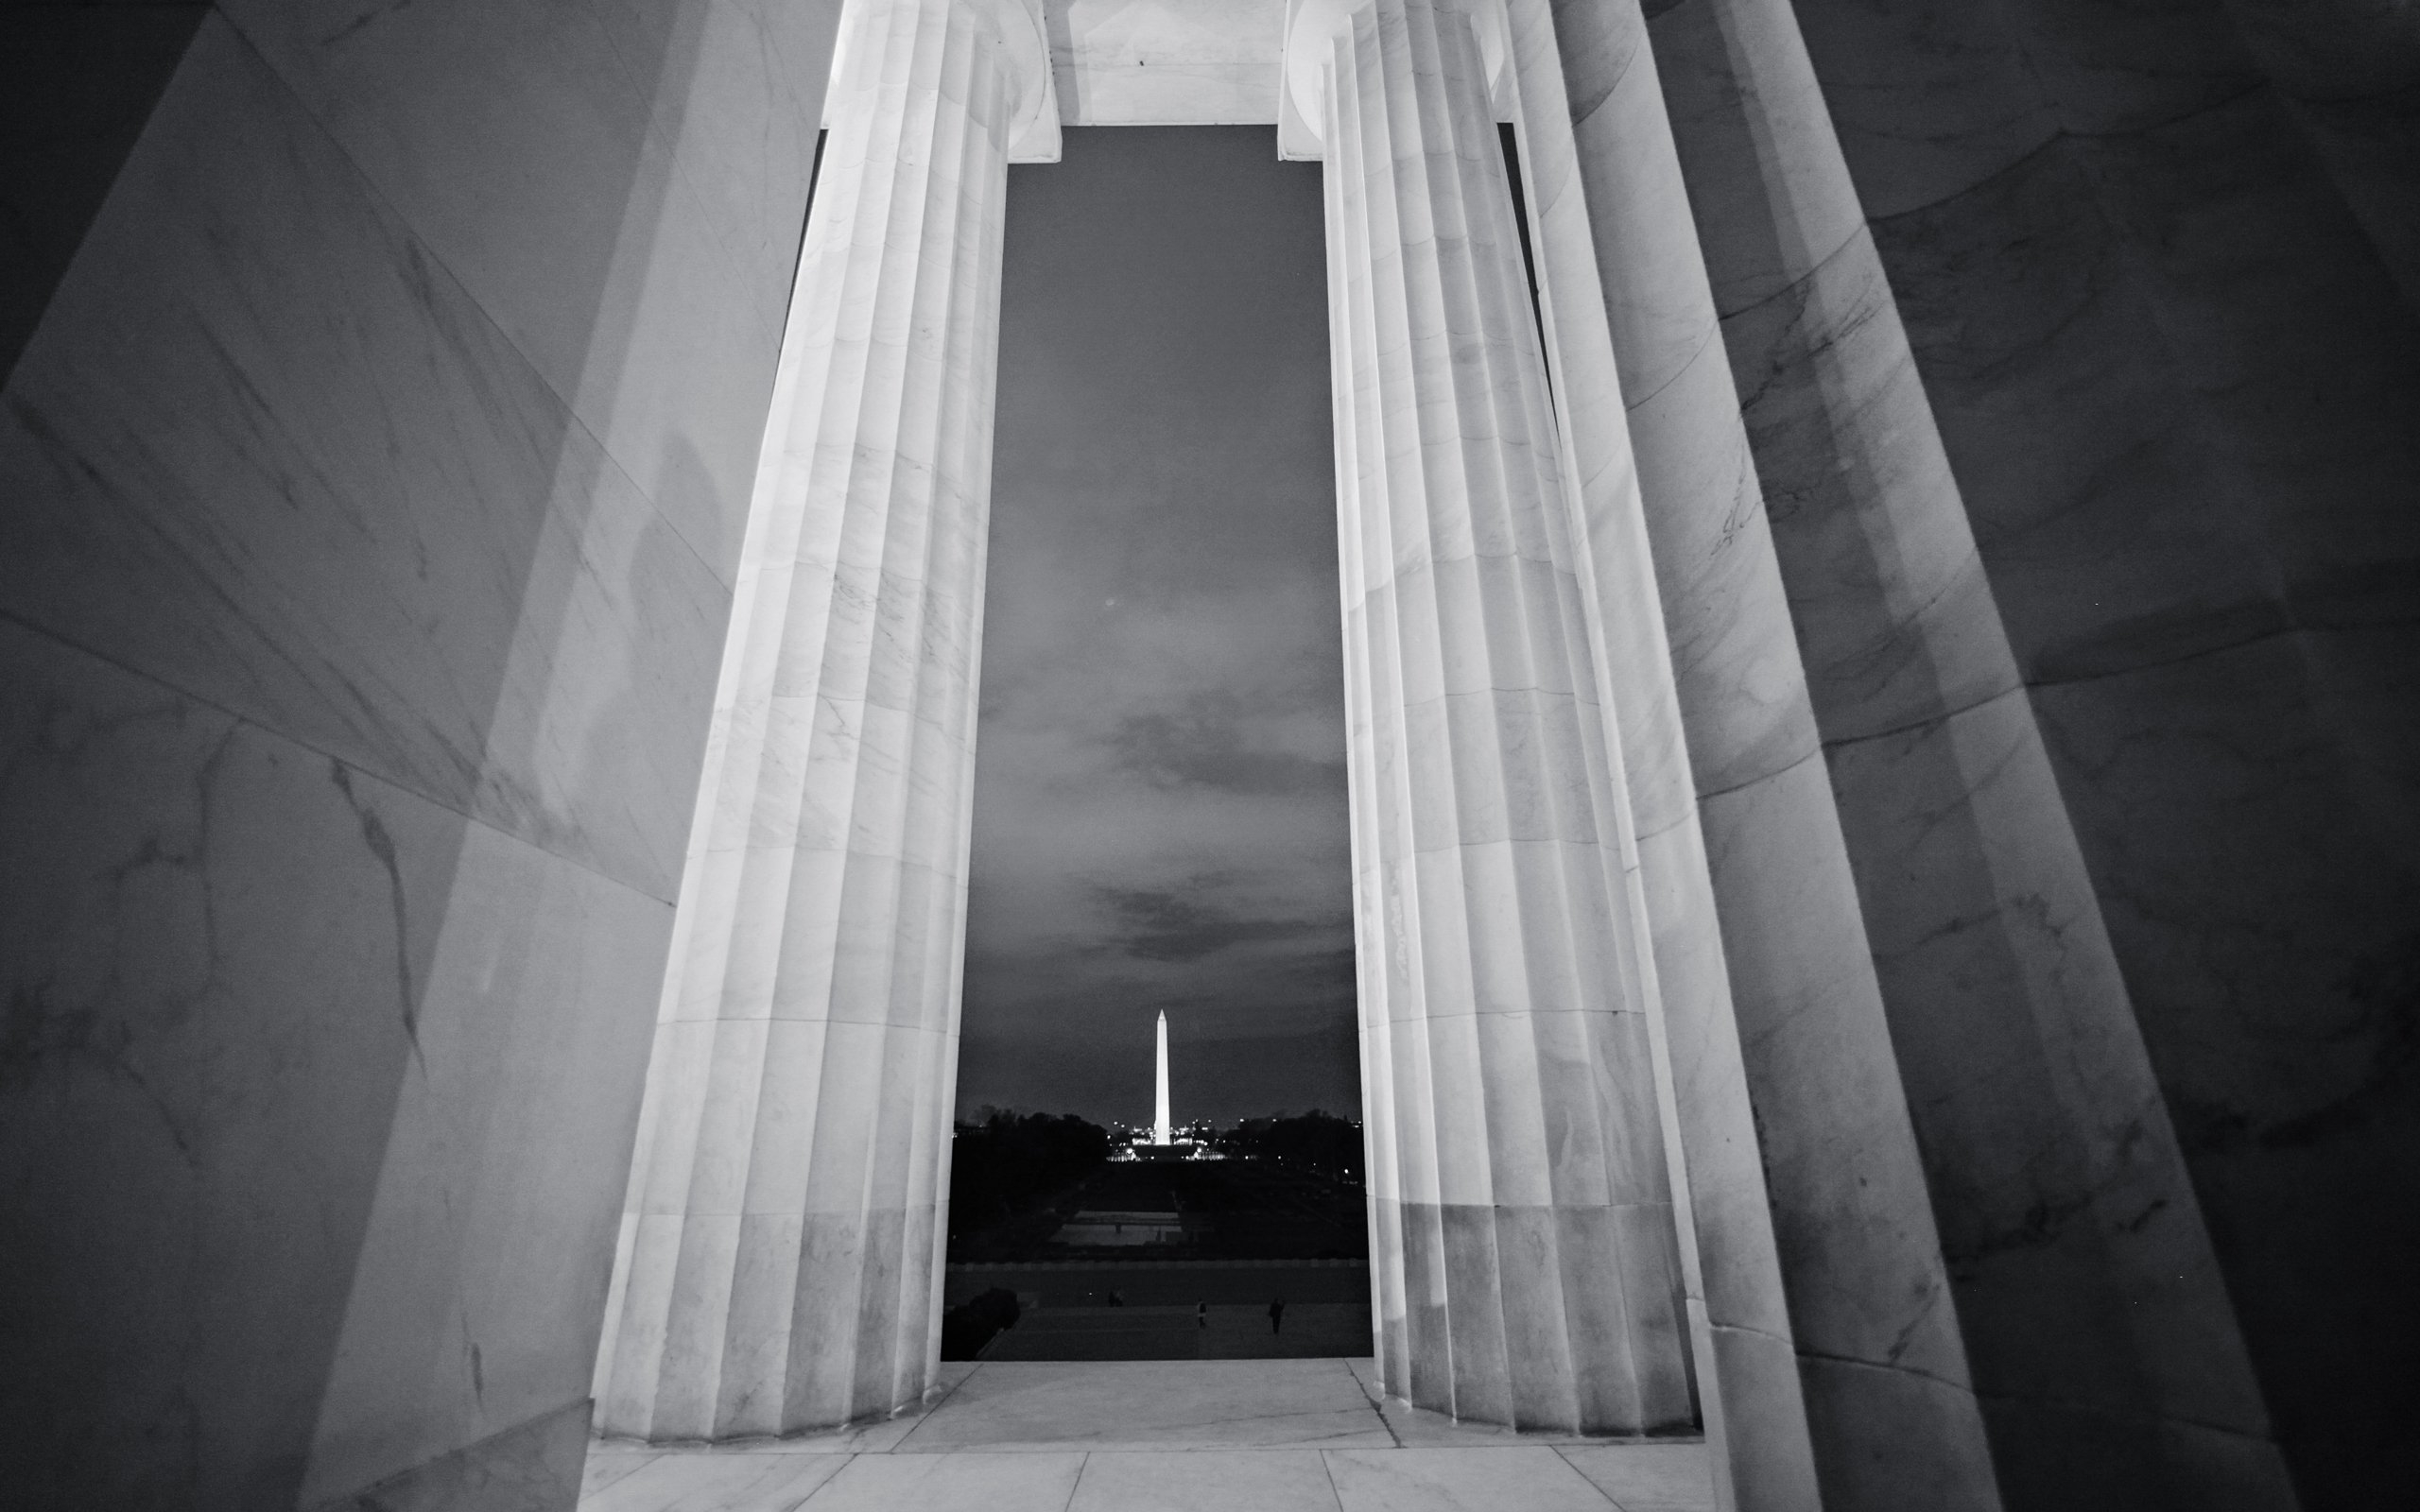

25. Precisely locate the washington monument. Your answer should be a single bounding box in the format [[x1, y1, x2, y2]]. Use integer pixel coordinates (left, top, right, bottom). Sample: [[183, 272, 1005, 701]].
[[1153, 1010, 1172, 1146]]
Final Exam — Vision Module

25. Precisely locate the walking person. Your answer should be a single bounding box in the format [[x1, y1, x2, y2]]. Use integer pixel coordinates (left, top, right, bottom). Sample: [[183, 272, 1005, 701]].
[[1269, 1297, 1286, 1335], [1197, 1300, 1208, 1330]]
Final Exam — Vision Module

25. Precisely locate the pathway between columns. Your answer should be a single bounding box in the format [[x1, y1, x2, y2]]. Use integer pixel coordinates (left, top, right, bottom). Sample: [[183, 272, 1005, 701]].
[[579, 1358, 1712, 1510]]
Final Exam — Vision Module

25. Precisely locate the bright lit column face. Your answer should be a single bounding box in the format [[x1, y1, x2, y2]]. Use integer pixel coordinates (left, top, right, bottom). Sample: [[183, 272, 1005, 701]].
[[1297, 0, 1694, 1435], [592, 0, 1051, 1441]]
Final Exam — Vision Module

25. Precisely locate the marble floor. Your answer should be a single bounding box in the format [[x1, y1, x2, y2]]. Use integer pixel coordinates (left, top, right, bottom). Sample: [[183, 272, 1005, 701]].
[[977, 1302, 1374, 1360], [580, 1359, 1712, 1511]]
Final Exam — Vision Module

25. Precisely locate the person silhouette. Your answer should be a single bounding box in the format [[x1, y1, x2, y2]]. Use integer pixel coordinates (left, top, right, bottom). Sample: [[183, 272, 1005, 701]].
[[1269, 1297, 1286, 1335], [1197, 1300, 1208, 1331]]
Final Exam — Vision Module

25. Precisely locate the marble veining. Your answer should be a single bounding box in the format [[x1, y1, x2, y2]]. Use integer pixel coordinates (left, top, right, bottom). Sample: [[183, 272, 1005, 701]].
[[0, 13, 728, 905], [1789, 0, 2418, 1499]]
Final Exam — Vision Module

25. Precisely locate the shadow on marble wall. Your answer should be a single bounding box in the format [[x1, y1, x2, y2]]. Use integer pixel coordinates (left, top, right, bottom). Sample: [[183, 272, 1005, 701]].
[[2218, 0, 2420, 315], [0, 2, 210, 386], [0, 3, 832, 1508], [1789, 0, 2420, 1503]]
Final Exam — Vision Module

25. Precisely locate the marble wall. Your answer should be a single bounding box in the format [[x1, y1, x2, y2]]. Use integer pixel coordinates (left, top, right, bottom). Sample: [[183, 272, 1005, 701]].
[[0, 3, 839, 1508], [1643, 1, 2290, 1506], [1784, 1, 2420, 1504], [0, 1, 210, 382], [2219, 0, 2420, 312]]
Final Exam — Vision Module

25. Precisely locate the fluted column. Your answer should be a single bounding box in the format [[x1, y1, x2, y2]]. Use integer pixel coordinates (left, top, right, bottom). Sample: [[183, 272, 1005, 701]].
[[1530, 1, 2003, 1504], [592, 0, 1048, 1439], [1296, 0, 1693, 1433]]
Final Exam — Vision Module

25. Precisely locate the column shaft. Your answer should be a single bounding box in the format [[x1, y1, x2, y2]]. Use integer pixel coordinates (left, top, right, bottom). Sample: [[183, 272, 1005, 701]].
[[595, 0, 1022, 1439], [1317, 0, 1693, 1434]]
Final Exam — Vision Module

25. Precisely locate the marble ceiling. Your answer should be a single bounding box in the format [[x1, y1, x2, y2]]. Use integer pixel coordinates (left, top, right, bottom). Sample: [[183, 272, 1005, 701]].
[[1046, 0, 1286, 124]]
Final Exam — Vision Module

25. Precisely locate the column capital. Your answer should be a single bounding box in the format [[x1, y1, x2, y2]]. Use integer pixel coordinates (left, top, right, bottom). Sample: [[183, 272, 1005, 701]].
[[1278, 0, 1509, 159], [828, 0, 1062, 162]]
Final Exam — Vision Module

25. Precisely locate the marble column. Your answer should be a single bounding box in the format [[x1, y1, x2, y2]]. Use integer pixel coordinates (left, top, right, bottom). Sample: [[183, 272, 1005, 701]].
[[1535, 0, 2002, 1504], [593, 0, 1049, 1440], [1638, 1, 2292, 1506], [1494, 0, 1809, 1499], [1293, 0, 1694, 1434]]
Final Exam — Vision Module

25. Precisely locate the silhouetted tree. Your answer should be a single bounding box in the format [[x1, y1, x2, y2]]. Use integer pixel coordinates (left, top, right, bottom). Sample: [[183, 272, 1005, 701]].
[[944, 1109, 1113, 1242], [1215, 1108, 1363, 1182], [938, 1287, 1021, 1360]]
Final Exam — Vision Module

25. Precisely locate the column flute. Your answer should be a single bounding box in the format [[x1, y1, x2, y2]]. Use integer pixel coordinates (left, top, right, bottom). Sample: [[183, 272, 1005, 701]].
[[1292, 0, 1694, 1433], [593, 0, 1052, 1440]]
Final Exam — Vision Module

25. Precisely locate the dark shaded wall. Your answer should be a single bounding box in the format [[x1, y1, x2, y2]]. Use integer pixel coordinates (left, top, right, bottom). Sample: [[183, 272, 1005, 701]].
[[1, 2, 211, 384], [0, 3, 839, 1508], [1771, 0, 2420, 1505]]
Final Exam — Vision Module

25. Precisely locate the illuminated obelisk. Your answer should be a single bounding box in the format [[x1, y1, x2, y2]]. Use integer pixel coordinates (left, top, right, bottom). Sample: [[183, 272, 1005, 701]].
[[1153, 1010, 1172, 1146]]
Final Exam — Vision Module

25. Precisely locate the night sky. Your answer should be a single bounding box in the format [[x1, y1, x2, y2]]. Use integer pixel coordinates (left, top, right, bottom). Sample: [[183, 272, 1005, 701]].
[[955, 128, 1358, 1128]]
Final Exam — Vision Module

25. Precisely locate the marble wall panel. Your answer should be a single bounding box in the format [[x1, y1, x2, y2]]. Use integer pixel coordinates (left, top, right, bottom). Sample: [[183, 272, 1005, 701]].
[[2215, 0, 2420, 309], [1776, 0, 2052, 221], [1824, 690, 2283, 1503], [0, 2, 209, 382], [2, 619, 411, 1512], [0, 620, 657, 1511], [1790, 0, 2420, 327], [2066, 89, 2420, 621], [2, 3, 835, 1506], [2027, 634, 2420, 1511], [297, 820, 672, 1504], [217, 0, 843, 579], [1796, 2, 2420, 1498], [1860, 140, 2277, 685], [0, 15, 731, 902], [304, 1400, 594, 1512], [1994, 0, 2266, 136], [1677, 38, 2278, 1489]]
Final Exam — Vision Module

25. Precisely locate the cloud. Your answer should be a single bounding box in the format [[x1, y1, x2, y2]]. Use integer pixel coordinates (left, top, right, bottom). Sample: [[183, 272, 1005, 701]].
[[958, 127, 1357, 1127], [1093, 882, 1340, 963]]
